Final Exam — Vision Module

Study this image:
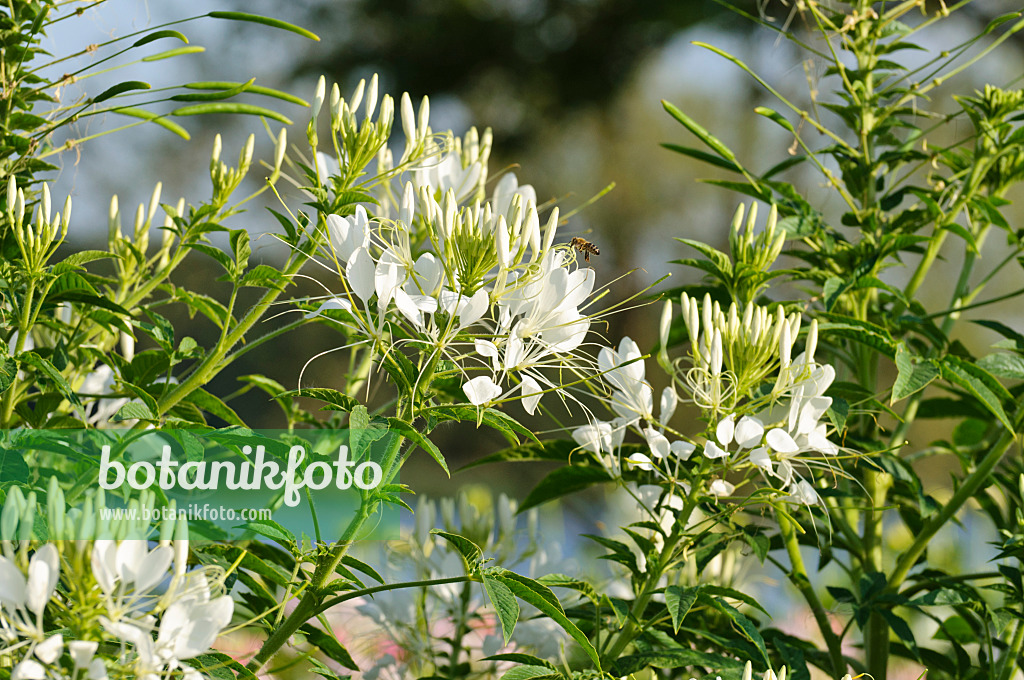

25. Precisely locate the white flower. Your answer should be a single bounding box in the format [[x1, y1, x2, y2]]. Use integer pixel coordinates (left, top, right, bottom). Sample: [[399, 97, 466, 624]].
[[69, 640, 98, 669], [625, 452, 654, 471], [572, 421, 620, 455], [716, 414, 735, 446], [766, 428, 799, 455], [672, 440, 696, 461], [326, 205, 371, 263], [643, 427, 671, 459], [703, 441, 729, 460], [734, 416, 764, 448], [34, 633, 62, 663], [11, 659, 44, 680], [462, 376, 503, 405], [520, 376, 543, 415], [789, 480, 819, 505], [709, 479, 735, 497]]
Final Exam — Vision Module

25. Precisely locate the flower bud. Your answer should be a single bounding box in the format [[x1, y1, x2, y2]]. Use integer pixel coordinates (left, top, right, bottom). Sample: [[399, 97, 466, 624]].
[[47, 476, 65, 541], [779, 319, 792, 368], [806, 319, 818, 363], [41, 182, 51, 227], [1, 485, 24, 541], [659, 300, 672, 354], [108, 195, 121, 242], [365, 73, 378, 120], [6, 175, 15, 215], [210, 133, 222, 165], [19, 491, 36, 541], [417, 95, 431, 138], [273, 127, 287, 172]]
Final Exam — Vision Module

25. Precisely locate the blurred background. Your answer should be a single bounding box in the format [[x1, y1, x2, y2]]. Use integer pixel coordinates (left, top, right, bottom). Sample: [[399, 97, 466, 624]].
[[37, 2, 1024, 674]]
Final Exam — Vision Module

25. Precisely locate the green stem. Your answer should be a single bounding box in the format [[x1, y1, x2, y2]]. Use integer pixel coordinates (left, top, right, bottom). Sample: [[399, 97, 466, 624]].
[[155, 248, 310, 417], [889, 428, 1018, 588], [778, 509, 845, 677], [2, 278, 35, 425], [863, 469, 893, 680], [600, 490, 699, 666], [996, 618, 1024, 680], [245, 420, 408, 673]]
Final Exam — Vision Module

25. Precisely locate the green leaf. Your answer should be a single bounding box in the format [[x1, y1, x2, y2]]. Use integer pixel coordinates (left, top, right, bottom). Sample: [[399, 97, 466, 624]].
[[940, 356, 1014, 430], [132, 30, 189, 47], [499, 666, 561, 680], [171, 102, 292, 125], [92, 80, 152, 103], [430, 530, 482, 569], [242, 518, 295, 547], [0, 357, 16, 395], [700, 585, 771, 617], [111, 107, 190, 139], [483, 573, 520, 644], [142, 46, 206, 62], [703, 596, 770, 667], [519, 465, 612, 513], [299, 625, 358, 671], [207, 11, 320, 41], [665, 585, 701, 633], [459, 439, 578, 470], [185, 81, 308, 106], [663, 100, 739, 162], [17, 352, 78, 404], [278, 388, 359, 412], [113, 401, 156, 422], [186, 652, 257, 680], [187, 388, 245, 426], [977, 353, 1024, 380], [429, 406, 539, 445], [239, 264, 288, 290], [0, 448, 30, 483], [388, 418, 449, 477], [230, 229, 251, 274], [892, 342, 939, 403], [482, 654, 554, 669], [491, 569, 601, 668]]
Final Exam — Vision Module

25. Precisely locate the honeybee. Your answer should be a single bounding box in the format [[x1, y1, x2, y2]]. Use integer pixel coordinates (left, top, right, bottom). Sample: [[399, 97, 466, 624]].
[[569, 237, 600, 263]]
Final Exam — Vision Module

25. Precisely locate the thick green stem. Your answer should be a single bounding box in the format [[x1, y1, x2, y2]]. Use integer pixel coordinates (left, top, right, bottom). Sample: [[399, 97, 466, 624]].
[[996, 618, 1024, 680], [778, 510, 845, 677], [600, 491, 699, 666], [890, 429, 1018, 588], [863, 469, 893, 680], [156, 249, 310, 417], [245, 414, 408, 673]]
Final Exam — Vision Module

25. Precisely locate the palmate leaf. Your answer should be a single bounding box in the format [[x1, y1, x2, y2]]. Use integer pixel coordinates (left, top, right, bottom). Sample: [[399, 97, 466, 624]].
[[939, 356, 1014, 430], [430, 529, 483, 570]]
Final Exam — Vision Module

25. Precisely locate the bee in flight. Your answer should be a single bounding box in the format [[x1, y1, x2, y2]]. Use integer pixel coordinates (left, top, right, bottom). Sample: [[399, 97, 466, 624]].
[[569, 237, 600, 263]]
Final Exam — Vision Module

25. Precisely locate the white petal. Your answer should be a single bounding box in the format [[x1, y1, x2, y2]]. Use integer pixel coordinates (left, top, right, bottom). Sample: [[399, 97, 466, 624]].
[[0, 555, 28, 609], [734, 416, 765, 449], [807, 430, 839, 456], [346, 247, 376, 302], [643, 428, 670, 459], [91, 540, 117, 594], [703, 441, 729, 460], [709, 479, 735, 497], [462, 376, 502, 406], [305, 297, 352, 319], [790, 480, 818, 505], [749, 446, 772, 474], [88, 658, 108, 680], [716, 414, 736, 447], [660, 387, 678, 423], [70, 640, 99, 669], [458, 289, 489, 327], [12, 660, 45, 680], [134, 545, 173, 594], [34, 633, 63, 664], [671, 440, 696, 461], [26, 544, 60, 615], [474, 339, 500, 372], [520, 377, 542, 415], [572, 422, 612, 455], [776, 460, 794, 486], [766, 428, 799, 454], [625, 453, 654, 471]]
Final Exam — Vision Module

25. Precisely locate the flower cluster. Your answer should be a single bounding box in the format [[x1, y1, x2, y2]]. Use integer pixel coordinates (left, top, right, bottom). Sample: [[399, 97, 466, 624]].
[[571, 225, 844, 506], [302, 75, 600, 413], [0, 484, 233, 680]]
